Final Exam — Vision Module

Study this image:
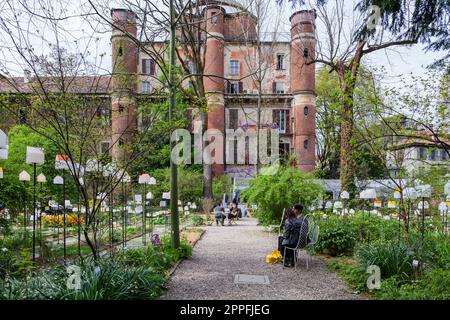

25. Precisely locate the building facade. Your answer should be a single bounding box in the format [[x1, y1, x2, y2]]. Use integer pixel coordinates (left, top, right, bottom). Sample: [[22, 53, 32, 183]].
[[386, 131, 450, 176], [111, 1, 317, 178]]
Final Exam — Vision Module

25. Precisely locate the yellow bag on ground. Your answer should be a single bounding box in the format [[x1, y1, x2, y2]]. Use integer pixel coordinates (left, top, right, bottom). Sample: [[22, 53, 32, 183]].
[[265, 250, 282, 264]]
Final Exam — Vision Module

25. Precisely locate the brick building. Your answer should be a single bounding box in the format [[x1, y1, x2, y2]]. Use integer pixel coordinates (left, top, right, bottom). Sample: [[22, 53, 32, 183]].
[[0, 1, 317, 179], [111, 1, 317, 178]]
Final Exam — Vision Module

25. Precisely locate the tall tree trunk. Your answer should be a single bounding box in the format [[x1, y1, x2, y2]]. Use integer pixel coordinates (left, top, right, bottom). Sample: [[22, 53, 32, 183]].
[[339, 95, 355, 192], [169, 0, 180, 248], [200, 107, 213, 200], [337, 42, 364, 192]]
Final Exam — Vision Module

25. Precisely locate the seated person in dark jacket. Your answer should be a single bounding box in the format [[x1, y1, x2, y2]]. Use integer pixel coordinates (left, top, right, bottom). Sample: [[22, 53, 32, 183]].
[[228, 202, 241, 224], [278, 205, 308, 267]]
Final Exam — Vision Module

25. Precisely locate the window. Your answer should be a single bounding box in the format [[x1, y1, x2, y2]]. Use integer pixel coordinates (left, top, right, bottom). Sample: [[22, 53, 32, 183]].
[[211, 12, 218, 24], [274, 110, 287, 133], [279, 143, 290, 163], [96, 106, 110, 118], [18, 108, 26, 124], [276, 54, 285, 70], [441, 149, 449, 161], [303, 48, 309, 58], [229, 81, 240, 94], [418, 147, 427, 160], [430, 148, 437, 161], [100, 142, 110, 155], [274, 82, 285, 94], [142, 59, 156, 75], [141, 81, 151, 93], [304, 106, 309, 116], [230, 60, 240, 75], [118, 104, 124, 113], [304, 139, 309, 150], [229, 109, 238, 129]]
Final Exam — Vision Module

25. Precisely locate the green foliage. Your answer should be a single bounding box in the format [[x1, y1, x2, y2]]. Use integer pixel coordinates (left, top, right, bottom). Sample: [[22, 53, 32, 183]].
[[348, 213, 401, 243], [241, 167, 323, 225], [118, 247, 172, 273], [327, 258, 368, 292], [152, 216, 167, 225], [320, 211, 450, 300], [132, 93, 189, 172], [137, 166, 232, 206], [188, 214, 205, 226], [315, 67, 342, 179], [0, 232, 33, 280], [142, 166, 203, 205], [0, 238, 191, 300], [376, 268, 450, 300], [212, 175, 233, 203], [315, 219, 356, 256], [408, 232, 450, 270], [120, 234, 192, 271], [0, 125, 63, 213], [14, 257, 165, 300], [357, 240, 413, 281], [161, 235, 192, 262]]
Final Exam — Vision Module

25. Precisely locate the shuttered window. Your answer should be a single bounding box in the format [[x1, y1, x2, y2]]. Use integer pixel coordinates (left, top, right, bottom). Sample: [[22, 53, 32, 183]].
[[276, 54, 285, 70], [229, 109, 238, 129], [142, 59, 156, 75]]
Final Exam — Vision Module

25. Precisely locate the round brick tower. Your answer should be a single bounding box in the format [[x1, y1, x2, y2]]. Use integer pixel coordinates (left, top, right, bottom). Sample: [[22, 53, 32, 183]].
[[111, 9, 138, 162], [290, 10, 317, 173], [204, 5, 226, 176]]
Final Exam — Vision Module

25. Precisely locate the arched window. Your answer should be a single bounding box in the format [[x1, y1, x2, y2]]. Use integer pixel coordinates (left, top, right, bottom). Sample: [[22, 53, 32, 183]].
[[304, 139, 309, 150], [304, 106, 309, 116], [211, 12, 218, 24], [303, 48, 309, 58]]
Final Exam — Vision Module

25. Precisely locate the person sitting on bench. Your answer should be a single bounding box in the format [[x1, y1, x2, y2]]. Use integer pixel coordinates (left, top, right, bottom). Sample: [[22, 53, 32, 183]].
[[228, 202, 241, 225], [213, 203, 225, 226]]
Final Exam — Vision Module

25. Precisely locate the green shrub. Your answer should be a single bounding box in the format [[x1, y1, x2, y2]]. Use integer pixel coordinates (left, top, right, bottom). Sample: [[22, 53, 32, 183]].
[[0, 248, 17, 280], [0, 217, 12, 235], [212, 175, 233, 203], [327, 259, 368, 292], [357, 240, 413, 280], [189, 215, 205, 226], [118, 247, 172, 272], [408, 232, 450, 270], [241, 167, 323, 225], [376, 268, 450, 300], [316, 219, 356, 256], [0, 256, 166, 300], [161, 236, 192, 262], [0, 231, 32, 252], [0, 232, 34, 279], [152, 216, 167, 225], [348, 213, 401, 243]]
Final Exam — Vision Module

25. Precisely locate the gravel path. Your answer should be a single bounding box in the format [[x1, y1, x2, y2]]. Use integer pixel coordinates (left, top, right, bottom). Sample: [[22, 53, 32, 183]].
[[162, 217, 361, 300]]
